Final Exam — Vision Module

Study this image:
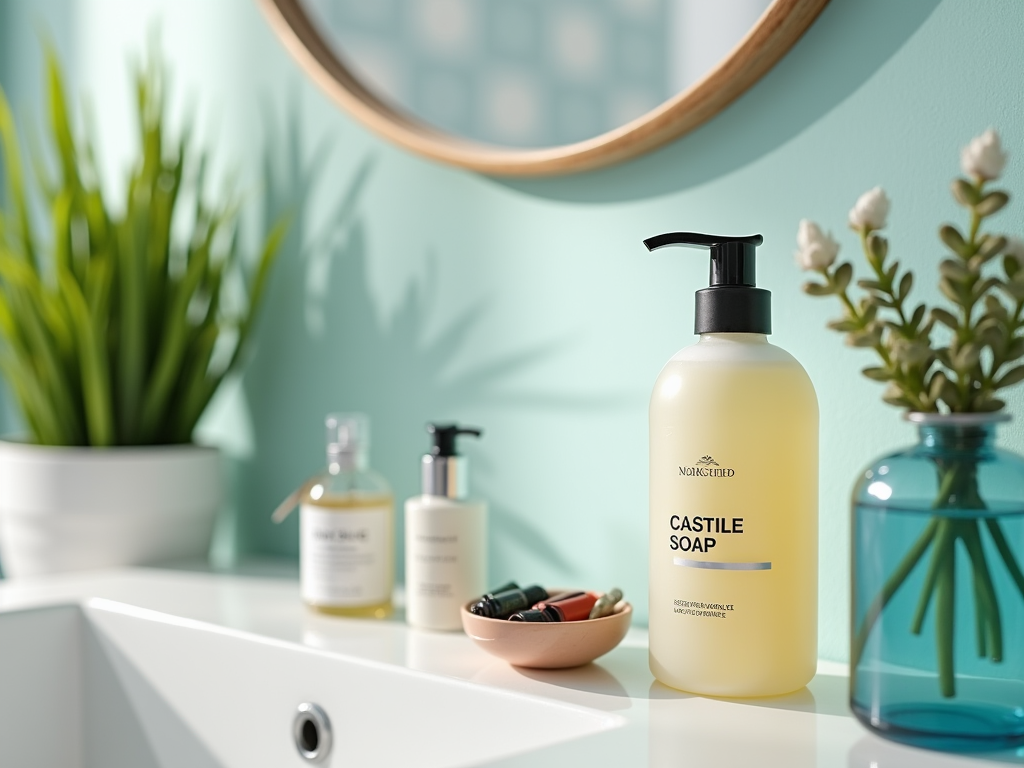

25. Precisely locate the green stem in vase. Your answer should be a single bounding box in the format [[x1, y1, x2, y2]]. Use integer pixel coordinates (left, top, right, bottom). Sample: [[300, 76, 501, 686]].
[[985, 518, 1024, 603], [851, 518, 938, 670], [969, 533, 990, 659], [960, 520, 1003, 662], [910, 519, 955, 635], [971, 569, 989, 660], [852, 457, 1007, 697], [936, 527, 957, 698], [912, 460, 1008, 695], [922, 462, 999, 696]]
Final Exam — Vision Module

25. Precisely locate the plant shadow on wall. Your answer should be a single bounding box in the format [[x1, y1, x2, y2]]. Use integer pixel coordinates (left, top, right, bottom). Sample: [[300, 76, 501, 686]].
[[237, 109, 630, 578]]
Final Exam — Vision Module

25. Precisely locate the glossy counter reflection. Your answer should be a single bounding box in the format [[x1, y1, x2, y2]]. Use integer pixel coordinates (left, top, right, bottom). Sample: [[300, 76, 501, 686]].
[[648, 682, 817, 767]]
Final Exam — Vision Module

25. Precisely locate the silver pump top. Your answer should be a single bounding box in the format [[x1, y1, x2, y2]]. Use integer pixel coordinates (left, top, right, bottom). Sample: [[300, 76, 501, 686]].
[[421, 454, 469, 499], [326, 413, 369, 473], [420, 423, 483, 499]]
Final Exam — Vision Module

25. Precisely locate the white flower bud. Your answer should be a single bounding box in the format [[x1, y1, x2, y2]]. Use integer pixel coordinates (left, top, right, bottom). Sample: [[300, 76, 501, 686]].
[[848, 187, 891, 231], [1004, 235, 1024, 260], [961, 129, 1007, 181], [795, 219, 839, 271]]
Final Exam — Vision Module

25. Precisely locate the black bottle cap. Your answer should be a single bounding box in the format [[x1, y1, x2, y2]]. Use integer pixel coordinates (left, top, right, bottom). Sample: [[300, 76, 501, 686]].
[[522, 585, 549, 605], [643, 232, 771, 335], [484, 582, 519, 598], [426, 424, 483, 457], [470, 584, 550, 619], [508, 606, 558, 622]]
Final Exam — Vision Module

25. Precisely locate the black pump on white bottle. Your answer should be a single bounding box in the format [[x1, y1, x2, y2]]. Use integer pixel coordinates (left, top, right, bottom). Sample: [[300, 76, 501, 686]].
[[644, 232, 819, 697], [404, 424, 487, 631]]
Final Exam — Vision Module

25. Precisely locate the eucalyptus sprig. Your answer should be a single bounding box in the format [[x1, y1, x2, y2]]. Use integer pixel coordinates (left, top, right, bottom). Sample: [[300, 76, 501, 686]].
[[796, 129, 1024, 698], [0, 47, 286, 446], [796, 129, 1024, 415]]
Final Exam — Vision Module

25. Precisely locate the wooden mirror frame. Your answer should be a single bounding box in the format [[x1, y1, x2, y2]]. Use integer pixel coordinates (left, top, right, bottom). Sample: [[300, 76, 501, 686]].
[[259, 0, 830, 177]]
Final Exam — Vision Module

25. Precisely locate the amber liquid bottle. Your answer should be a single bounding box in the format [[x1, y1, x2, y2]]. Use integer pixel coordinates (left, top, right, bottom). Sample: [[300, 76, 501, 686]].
[[300, 414, 394, 618]]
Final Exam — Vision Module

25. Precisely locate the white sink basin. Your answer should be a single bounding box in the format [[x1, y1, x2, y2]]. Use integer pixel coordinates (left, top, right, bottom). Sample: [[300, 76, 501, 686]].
[[1, 569, 1011, 768], [0, 599, 622, 768]]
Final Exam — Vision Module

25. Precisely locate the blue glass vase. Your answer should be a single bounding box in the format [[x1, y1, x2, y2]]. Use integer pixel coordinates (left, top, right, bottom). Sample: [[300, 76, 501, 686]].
[[851, 413, 1024, 753]]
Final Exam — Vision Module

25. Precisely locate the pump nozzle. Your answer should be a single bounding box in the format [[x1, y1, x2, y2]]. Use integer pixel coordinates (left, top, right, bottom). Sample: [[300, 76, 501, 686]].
[[326, 412, 369, 471], [422, 423, 484, 498], [643, 231, 771, 335], [427, 424, 483, 456]]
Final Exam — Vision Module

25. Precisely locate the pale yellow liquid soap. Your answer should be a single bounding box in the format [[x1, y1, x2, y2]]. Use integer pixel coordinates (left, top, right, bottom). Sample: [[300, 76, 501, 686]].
[[649, 333, 818, 696], [302, 492, 394, 619], [299, 413, 395, 620]]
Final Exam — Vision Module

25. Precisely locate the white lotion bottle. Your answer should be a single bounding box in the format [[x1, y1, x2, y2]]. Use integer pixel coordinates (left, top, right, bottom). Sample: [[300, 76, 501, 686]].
[[644, 232, 819, 697], [404, 424, 487, 631]]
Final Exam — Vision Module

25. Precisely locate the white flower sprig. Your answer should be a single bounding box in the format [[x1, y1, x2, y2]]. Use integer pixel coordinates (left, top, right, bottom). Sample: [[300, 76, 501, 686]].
[[796, 128, 1024, 413], [795, 220, 839, 271], [848, 187, 890, 232], [830, 132, 1024, 702], [961, 128, 1007, 181]]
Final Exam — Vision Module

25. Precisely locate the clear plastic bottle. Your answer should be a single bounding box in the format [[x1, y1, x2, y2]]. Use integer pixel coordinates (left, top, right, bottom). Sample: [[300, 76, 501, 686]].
[[300, 414, 394, 618], [644, 232, 818, 697]]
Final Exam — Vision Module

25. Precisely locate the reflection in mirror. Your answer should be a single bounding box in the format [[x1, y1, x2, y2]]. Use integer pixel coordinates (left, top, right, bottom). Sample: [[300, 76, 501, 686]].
[[302, 0, 773, 149]]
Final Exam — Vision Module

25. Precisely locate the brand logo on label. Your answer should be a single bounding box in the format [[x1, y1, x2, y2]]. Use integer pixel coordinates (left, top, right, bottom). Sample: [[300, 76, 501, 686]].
[[679, 455, 735, 477]]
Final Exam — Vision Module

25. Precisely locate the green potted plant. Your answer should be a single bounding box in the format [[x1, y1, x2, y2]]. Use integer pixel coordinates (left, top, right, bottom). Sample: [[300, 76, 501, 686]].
[[797, 129, 1024, 751], [0, 50, 284, 577]]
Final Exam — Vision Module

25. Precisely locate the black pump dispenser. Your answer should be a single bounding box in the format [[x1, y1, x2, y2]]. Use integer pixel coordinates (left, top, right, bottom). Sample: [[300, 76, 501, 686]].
[[422, 423, 483, 499], [427, 424, 483, 456], [643, 232, 771, 335]]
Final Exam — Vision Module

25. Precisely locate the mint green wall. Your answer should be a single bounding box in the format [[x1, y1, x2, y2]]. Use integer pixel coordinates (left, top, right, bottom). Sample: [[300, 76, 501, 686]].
[[3, 0, 1024, 662]]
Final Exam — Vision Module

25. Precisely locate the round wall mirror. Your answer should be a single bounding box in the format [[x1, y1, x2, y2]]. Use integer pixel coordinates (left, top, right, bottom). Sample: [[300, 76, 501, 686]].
[[260, 0, 829, 176]]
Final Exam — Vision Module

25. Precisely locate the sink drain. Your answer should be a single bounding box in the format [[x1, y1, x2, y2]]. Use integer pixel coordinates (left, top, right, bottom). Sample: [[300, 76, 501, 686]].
[[293, 702, 332, 763]]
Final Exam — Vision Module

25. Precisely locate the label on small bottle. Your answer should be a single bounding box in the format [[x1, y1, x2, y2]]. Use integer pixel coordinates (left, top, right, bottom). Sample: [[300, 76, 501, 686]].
[[300, 504, 390, 606], [405, 499, 487, 630]]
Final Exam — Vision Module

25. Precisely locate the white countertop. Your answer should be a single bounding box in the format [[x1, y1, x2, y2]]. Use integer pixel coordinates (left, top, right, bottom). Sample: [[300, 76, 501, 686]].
[[0, 567, 1013, 767]]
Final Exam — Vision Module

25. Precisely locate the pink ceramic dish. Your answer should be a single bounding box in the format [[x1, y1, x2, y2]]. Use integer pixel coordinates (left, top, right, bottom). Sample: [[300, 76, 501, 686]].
[[461, 595, 632, 669]]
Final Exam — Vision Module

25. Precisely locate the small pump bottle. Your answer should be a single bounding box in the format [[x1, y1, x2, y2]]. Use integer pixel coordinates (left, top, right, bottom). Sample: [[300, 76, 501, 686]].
[[300, 414, 394, 618], [404, 424, 486, 631], [644, 232, 818, 697]]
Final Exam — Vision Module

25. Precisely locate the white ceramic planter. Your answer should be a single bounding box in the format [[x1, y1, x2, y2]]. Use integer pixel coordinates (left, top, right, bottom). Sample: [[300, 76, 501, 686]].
[[0, 441, 222, 578]]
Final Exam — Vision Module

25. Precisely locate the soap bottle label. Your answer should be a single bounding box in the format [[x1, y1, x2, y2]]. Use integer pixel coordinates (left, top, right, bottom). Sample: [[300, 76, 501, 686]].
[[300, 504, 390, 606], [405, 500, 487, 630]]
